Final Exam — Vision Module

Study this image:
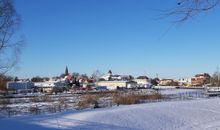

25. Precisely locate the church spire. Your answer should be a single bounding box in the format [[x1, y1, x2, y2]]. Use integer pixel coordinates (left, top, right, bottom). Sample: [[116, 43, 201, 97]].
[[65, 66, 69, 76]]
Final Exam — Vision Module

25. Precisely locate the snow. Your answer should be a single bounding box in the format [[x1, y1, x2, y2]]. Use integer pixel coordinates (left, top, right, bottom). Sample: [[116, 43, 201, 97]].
[[153, 86, 177, 89], [7, 92, 45, 98], [159, 88, 203, 95], [1, 97, 220, 130]]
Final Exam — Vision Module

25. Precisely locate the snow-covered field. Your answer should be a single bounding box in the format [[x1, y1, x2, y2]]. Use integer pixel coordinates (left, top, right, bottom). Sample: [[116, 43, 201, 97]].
[[1, 97, 220, 130], [159, 88, 203, 95], [0, 89, 207, 117]]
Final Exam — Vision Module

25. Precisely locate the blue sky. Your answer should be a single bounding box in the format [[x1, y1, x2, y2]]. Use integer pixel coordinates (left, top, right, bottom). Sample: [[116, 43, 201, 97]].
[[12, 0, 220, 79]]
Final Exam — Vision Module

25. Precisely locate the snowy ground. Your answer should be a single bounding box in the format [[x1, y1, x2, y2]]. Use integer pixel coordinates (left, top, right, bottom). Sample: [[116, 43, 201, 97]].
[[159, 88, 203, 95], [1, 97, 220, 130], [0, 89, 207, 117]]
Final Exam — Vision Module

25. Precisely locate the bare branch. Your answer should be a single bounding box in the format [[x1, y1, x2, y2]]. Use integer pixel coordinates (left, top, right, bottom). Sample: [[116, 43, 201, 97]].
[[0, 0, 24, 74], [165, 0, 220, 23]]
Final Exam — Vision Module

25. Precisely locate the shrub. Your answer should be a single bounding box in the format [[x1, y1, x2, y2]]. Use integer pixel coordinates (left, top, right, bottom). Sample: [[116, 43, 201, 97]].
[[113, 92, 162, 105], [113, 94, 139, 105], [77, 100, 89, 109], [0, 99, 10, 111], [77, 94, 98, 109], [41, 95, 52, 102], [141, 92, 162, 100], [0, 99, 10, 105], [58, 97, 67, 111], [48, 105, 56, 113], [29, 105, 40, 115], [30, 96, 41, 102]]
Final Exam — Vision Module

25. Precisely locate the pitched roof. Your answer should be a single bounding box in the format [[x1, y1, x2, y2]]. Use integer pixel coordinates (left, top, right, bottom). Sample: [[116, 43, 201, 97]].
[[137, 76, 148, 79]]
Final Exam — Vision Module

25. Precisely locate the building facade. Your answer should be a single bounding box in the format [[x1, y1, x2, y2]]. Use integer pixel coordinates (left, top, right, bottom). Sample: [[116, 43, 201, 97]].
[[134, 76, 152, 88], [7, 81, 34, 90], [178, 78, 192, 87], [97, 81, 137, 90], [191, 73, 210, 86]]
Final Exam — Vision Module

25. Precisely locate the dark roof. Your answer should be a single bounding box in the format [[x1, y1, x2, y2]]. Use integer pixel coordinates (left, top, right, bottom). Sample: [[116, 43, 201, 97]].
[[195, 73, 210, 77]]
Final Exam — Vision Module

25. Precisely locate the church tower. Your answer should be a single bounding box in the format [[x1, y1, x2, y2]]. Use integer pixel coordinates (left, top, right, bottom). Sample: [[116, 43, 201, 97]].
[[108, 70, 112, 75], [65, 66, 69, 76]]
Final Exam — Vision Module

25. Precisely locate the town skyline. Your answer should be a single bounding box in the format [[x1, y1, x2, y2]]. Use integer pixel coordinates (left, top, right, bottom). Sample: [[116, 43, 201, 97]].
[[13, 65, 217, 82], [11, 0, 220, 79]]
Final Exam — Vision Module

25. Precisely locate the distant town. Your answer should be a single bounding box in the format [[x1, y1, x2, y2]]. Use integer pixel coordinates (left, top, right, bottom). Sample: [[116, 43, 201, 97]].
[[1, 66, 215, 95]]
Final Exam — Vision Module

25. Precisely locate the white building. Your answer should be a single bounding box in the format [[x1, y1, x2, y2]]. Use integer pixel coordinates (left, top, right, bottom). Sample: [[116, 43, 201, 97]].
[[134, 76, 152, 88], [178, 78, 191, 86], [34, 81, 66, 93], [97, 81, 137, 90], [100, 74, 111, 81]]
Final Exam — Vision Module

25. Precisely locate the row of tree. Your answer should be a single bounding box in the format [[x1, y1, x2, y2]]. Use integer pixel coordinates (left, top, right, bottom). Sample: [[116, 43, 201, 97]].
[[0, 74, 13, 90]]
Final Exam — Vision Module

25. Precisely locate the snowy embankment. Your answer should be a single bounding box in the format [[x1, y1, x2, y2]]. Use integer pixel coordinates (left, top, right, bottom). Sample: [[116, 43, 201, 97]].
[[1, 98, 220, 130]]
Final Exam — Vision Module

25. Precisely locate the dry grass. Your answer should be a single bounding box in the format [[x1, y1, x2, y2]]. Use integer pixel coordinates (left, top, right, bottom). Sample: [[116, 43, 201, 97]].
[[113, 92, 162, 105], [58, 97, 67, 111], [30, 96, 41, 102], [77, 91, 162, 109], [0, 99, 10, 111], [139, 92, 162, 100], [30, 95, 52, 102], [113, 94, 139, 105], [29, 106, 40, 115], [0, 99, 10, 105], [48, 105, 56, 113], [41, 95, 52, 102], [77, 94, 98, 109]]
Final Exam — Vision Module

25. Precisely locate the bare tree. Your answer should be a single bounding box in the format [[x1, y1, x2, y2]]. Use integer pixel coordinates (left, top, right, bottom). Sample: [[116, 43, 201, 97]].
[[210, 68, 220, 86], [0, 0, 24, 74], [91, 70, 103, 81], [165, 0, 220, 22]]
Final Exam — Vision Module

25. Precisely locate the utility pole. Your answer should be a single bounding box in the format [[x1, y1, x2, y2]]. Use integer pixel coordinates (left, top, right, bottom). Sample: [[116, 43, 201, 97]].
[[218, 67, 220, 86]]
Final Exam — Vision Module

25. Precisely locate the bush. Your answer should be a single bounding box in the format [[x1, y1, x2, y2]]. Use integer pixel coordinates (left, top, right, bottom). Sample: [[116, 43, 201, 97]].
[[29, 105, 40, 115], [48, 105, 56, 113], [58, 97, 67, 111], [141, 92, 162, 100], [30, 96, 41, 102], [113, 94, 139, 105], [77, 100, 89, 109], [113, 92, 162, 105], [41, 95, 52, 102], [0, 99, 10, 105], [0, 99, 10, 111], [77, 94, 98, 109]]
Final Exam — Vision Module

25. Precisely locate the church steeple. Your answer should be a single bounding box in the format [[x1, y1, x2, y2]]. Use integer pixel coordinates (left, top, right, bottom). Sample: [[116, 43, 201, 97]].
[[65, 66, 69, 76], [108, 70, 112, 75]]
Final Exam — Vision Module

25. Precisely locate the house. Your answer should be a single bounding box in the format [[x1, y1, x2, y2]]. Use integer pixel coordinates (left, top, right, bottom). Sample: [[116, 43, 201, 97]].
[[134, 76, 152, 88], [178, 78, 192, 87], [110, 75, 133, 81], [99, 70, 133, 81], [159, 79, 178, 86], [126, 81, 137, 89], [100, 70, 112, 81], [191, 73, 211, 86], [96, 81, 137, 90], [34, 80, 67, 93]]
